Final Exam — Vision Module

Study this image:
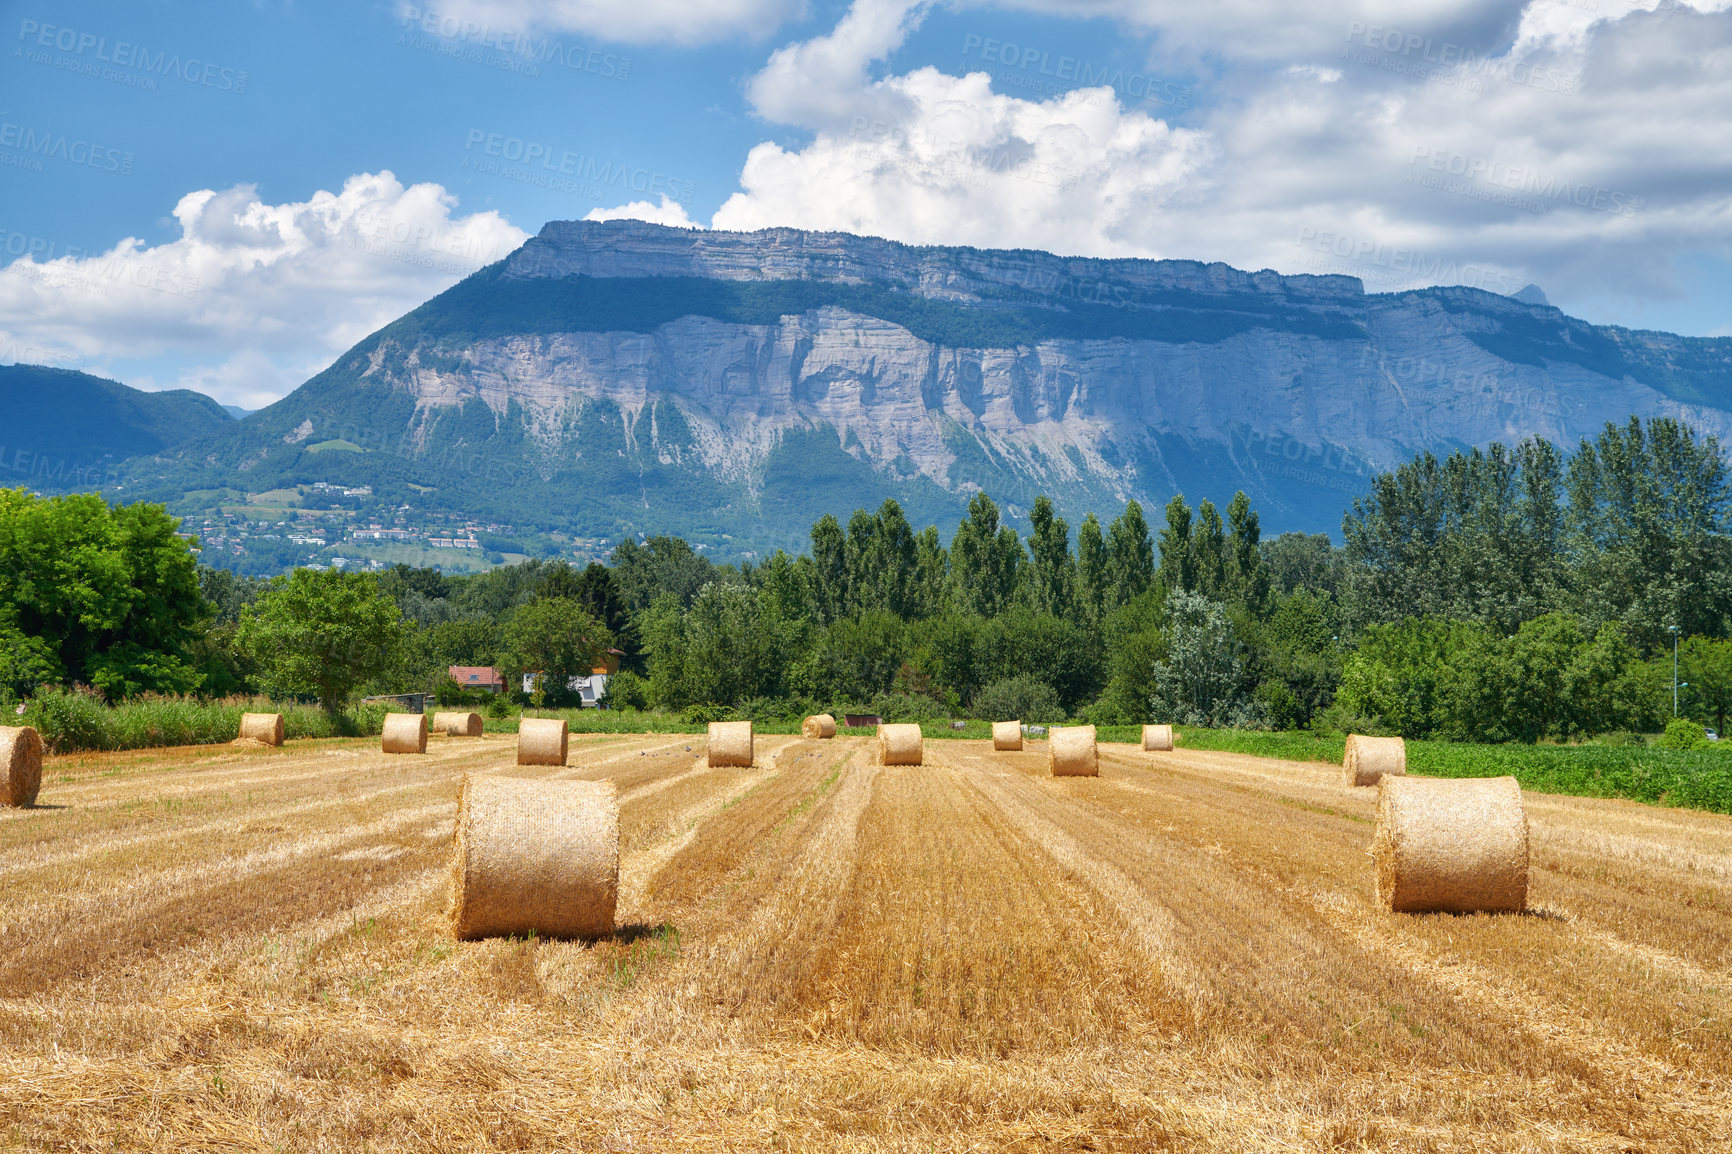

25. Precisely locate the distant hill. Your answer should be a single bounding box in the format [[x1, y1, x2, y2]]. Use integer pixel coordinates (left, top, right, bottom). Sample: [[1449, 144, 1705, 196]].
[[222, 405, 254, 420], [0, 364, 233, 489], [102, 219, 1732, 556]]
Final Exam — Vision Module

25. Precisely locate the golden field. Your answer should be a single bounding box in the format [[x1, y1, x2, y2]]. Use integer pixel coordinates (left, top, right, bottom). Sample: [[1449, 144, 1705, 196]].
[[2, 732, 1730, 1152]]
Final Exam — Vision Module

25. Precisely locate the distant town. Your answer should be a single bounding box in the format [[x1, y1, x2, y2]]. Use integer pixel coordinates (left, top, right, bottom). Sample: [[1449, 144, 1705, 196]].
[[170, 480, 616, 576]]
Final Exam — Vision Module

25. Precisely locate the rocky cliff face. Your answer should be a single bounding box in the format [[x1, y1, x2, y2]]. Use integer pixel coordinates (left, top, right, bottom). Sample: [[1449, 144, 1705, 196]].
[[135, 220, 1732, 553]]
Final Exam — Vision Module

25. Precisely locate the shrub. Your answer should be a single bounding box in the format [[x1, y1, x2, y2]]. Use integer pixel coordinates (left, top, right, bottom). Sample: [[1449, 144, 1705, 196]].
[[1657, 718, 1710, 750], [971, 675, 1064, 724], [599, 670, 649, 711]]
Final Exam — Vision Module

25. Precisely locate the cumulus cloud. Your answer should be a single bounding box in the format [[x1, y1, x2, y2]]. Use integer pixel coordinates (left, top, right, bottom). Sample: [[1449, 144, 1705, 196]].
[[716, 68, 1211, 255], [715, 0, 1732, 323], [748, 0, 930, 129], [0, 172, 527, 409], [584, 195, 702, 228], [393, 0, 807, 47]]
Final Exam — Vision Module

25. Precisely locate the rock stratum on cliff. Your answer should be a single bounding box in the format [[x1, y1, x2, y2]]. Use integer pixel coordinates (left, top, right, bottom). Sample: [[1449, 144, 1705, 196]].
[[116, 219, 1732, 554]]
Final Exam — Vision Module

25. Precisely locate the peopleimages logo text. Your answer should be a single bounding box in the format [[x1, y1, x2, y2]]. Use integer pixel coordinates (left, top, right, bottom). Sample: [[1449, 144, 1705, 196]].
[[0, 118, 132, 174], [961, 34, 1192, 107], [17, 20, 249, 92], [463, 131, 696, 201]]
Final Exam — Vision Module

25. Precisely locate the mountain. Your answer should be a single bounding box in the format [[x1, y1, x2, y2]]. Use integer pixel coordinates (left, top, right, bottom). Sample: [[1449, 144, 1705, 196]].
[[0, 364, 234, 490], [222, 405, 254, 420], [119, 220, 1732, 556]]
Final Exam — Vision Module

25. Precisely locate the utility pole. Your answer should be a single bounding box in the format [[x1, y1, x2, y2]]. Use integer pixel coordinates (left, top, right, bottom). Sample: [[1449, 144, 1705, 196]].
[[1670, 625, 1681, 717]]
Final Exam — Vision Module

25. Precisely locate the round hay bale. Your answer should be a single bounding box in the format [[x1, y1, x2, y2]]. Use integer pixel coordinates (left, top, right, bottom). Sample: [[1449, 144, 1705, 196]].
[[1142, 724, 1173, 752], [238, 712, 285, 746], [1372, 775, 1528, 914], [1050, 724, 1099, 777], [434, 711, 484, 738], [1, 725, 44, 808], [450, 774, 618, 940], [708, 720, 754, 767], [878, 723, 923, 766], [381, 712, 428, 755], [801, 713, 837, 739], [517, 718, 569, 766], [1345, 734, 1406, 787], [992, 720, 1023, 751]]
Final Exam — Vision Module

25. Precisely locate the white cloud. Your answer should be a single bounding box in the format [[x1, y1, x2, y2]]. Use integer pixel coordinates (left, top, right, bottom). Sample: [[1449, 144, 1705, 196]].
[[716, 68, 1211, 255], [715, 0, 1732, 325], [394, 0, 808, 47], [0, 172, 527, 409], [748, 0, 929, 129], [584, 195, 702, 228]]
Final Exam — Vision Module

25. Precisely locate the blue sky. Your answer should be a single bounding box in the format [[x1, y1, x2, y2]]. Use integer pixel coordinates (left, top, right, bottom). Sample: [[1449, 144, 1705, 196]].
[[3, 0, 1729, 408]]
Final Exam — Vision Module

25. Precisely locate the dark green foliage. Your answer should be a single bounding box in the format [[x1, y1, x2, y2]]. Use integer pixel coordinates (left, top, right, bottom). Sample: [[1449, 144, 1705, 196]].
[[972, 675, 1064, 724], [385, 271, 1365, 352], [0, 488, 208, 698], [0, 364, 231, 486], [237, 568, 406, 712]]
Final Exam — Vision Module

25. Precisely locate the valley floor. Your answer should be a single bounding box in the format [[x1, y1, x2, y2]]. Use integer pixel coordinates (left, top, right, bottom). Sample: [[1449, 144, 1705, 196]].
[[2, 734, 1730, 1151]]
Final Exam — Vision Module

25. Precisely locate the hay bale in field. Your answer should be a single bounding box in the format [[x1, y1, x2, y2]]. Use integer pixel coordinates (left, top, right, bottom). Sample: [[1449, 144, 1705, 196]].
[[992, 720, 1023, 751], [1372, 775, 1528, 914], [1050, 724, 1099, 777], [708, 720, 754, 767], [238, 712, 284, 746], [381, 712, 428, 755], [878, 723, 923, 766], [1, 725, 44, 808], [434, 711, 484, 738], [802, 713, 837, 739], [1142, 724, 1173, 752], [450, 774, 618, 940], [1345, 734, 1406, 786], [517, 717, 569, 767]]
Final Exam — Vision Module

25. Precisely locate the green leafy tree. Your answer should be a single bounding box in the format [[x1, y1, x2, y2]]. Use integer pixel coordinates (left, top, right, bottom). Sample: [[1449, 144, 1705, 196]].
[[809, 514, 849, 624], [1090, 588, 1169, 724], [1156, 496, 1194, 595], [503, 597, 614, 705], [574, 562, 639, 672], [1336, 617, 1489, 738], [1076, 513, 1109, 621], [237, 568, 406, 713], [0, 489, 208, 698], [949, 493, 1024, 617], [1106, 499, 1156, 609], [1148, 591, 1254, 727], [1026, 495, 1075, 618], [972, 674, 1064, 724], [1681, 636, 1732, 735], [644, 584, 791, 708], [1566, 417, 1732, 650]]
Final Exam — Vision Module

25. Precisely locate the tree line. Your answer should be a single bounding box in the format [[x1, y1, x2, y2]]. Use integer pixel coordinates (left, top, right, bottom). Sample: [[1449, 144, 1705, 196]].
[[4, 416, 1730, 742]]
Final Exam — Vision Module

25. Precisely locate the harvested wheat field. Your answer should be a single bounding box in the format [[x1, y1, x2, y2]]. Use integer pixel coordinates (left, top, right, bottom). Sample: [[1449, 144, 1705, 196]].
[[3, 733, 1732, 1152]]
